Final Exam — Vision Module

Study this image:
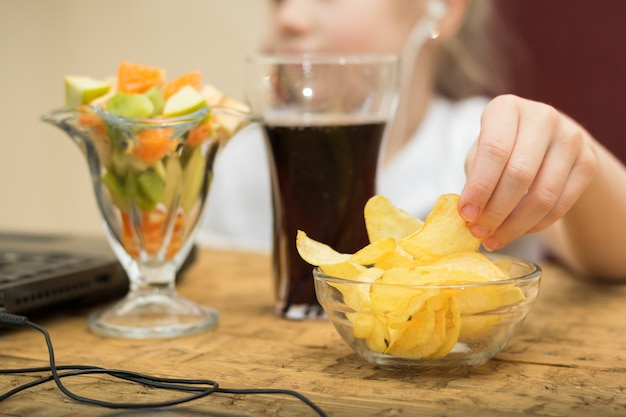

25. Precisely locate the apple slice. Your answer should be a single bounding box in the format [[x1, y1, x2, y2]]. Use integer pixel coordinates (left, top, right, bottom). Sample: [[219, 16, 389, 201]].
[[106, 92, 154, 119], [65, 75, 112, 107], [143, 86, 165, 116], [201, 84, 225, 106], [180, 145, 205, 213], [163, 85, 207, 117], [212, 95, 250, 139]]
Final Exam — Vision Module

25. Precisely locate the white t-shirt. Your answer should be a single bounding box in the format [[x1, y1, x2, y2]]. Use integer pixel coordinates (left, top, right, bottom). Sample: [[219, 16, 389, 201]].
[[198, 95, 544, 261]]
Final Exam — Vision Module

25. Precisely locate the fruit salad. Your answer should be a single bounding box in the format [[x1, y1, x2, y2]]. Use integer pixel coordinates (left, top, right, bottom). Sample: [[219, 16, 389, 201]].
[[65, 62, 248, 260]]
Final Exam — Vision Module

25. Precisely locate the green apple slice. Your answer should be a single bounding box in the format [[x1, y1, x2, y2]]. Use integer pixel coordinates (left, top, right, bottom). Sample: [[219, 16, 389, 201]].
[[180, 145, 206, 213], [106, 92, 154, 119], [163, 86, 207, 117], [163, 154, 183, 210], [65, 75, 112, 107], [137, 168, 166, 206], [143, 86, 165, 116]]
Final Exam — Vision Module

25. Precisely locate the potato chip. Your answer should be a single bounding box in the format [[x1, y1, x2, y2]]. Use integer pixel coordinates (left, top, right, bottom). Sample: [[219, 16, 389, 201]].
[[492, 257, 513, 275], [385, 306, 437, 354], [455, 286, 503, 315], [347, 303, 390, 345], [431, 294, 461, 358], [319, 261, 366, 281], [386, 293, 461, 359], [499, 285, 526, 306], [325, 266, 382, 312], [296, 230, 351, 265], [405, 265, 519, 340], [393, 265, 491, 286], [364, 195, 424, 243], [375, 248, 417, 270], [369, 269, 440, 322], [430, 252, 508, 281], [386, 296, 451, 359], [348, 237, 397, 265], [363, 314, 391, 353], [348, 310, 375, 339], [399, 194, 480, 263], [457, 283, 523, 320], [459, 315, 501, 339], [456, 286, 524, 339]]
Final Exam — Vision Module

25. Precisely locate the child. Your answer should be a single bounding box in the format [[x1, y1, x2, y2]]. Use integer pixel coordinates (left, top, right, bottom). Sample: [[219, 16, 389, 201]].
[[200, 0, 626, 280]]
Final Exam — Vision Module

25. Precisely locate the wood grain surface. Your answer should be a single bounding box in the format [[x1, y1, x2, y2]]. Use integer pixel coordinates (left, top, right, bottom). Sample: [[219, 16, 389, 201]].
[[1, 249, 625, 417]]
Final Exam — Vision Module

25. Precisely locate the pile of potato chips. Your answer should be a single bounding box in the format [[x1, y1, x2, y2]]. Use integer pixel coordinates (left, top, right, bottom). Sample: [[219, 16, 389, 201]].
[[296, 194, 525, 360]]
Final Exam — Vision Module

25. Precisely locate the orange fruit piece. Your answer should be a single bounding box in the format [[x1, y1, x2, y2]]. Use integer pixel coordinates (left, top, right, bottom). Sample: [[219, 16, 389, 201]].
[[164, 70, 202, 99], [132, 127, 176, 164], [76, 106, 104, 129], [186, 119, 213, 146], [120, 212, 140, 258], [120, 208, 186, 259], [117, 61, 166, 94], [77, 112, 102, 128], [140, 209, 167, 256]]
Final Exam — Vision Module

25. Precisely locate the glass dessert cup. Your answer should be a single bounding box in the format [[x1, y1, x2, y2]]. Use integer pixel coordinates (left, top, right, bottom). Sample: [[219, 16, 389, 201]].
[[314, 254, 541, 369], [42, 105, 224, 338]]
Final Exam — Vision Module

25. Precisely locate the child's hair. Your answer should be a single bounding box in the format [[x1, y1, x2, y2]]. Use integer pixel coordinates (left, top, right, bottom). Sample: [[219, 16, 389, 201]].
[[435, 0, 520, 100]]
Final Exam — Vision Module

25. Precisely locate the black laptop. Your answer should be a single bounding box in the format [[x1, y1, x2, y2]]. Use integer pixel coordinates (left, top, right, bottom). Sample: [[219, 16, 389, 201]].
[[0, 232, 129, 315], [0, 232, 198, 315]]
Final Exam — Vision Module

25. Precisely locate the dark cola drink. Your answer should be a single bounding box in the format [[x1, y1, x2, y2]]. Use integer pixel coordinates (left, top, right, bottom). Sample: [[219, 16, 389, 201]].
[[264, 119, 387, 319]]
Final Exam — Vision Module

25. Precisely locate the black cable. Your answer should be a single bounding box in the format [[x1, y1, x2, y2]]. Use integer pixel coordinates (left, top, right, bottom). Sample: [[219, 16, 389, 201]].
[[0, 312, 327, 416]]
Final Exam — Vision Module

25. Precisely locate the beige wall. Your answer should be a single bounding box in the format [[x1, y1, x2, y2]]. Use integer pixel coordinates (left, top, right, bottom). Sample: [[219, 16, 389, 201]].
[[0, 0, 268, 236]]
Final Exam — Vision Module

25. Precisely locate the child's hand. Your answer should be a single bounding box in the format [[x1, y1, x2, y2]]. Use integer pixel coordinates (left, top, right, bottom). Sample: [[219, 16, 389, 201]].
[[459, 94, 597, 250]]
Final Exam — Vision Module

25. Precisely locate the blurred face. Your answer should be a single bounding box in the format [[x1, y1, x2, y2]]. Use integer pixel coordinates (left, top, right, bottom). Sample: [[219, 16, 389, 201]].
[[266, 0, 426, 55]]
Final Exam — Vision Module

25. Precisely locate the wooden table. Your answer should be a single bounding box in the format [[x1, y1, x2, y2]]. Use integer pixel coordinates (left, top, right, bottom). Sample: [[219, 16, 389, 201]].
[[1, 248, 625, 416]]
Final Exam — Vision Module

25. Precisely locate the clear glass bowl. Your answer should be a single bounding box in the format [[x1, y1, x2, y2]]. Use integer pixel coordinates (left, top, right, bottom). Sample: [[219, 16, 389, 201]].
[[314, 254, 541, 369]]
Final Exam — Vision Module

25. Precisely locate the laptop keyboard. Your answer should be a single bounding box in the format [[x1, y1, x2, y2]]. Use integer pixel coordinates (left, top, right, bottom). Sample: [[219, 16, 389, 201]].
[[0, 251, 95, 283]]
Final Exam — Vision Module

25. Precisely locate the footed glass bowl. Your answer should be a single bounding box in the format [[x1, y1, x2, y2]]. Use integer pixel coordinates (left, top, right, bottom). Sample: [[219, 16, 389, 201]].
[[314, 254, 541, 369], [42, 105, 223, 338]]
